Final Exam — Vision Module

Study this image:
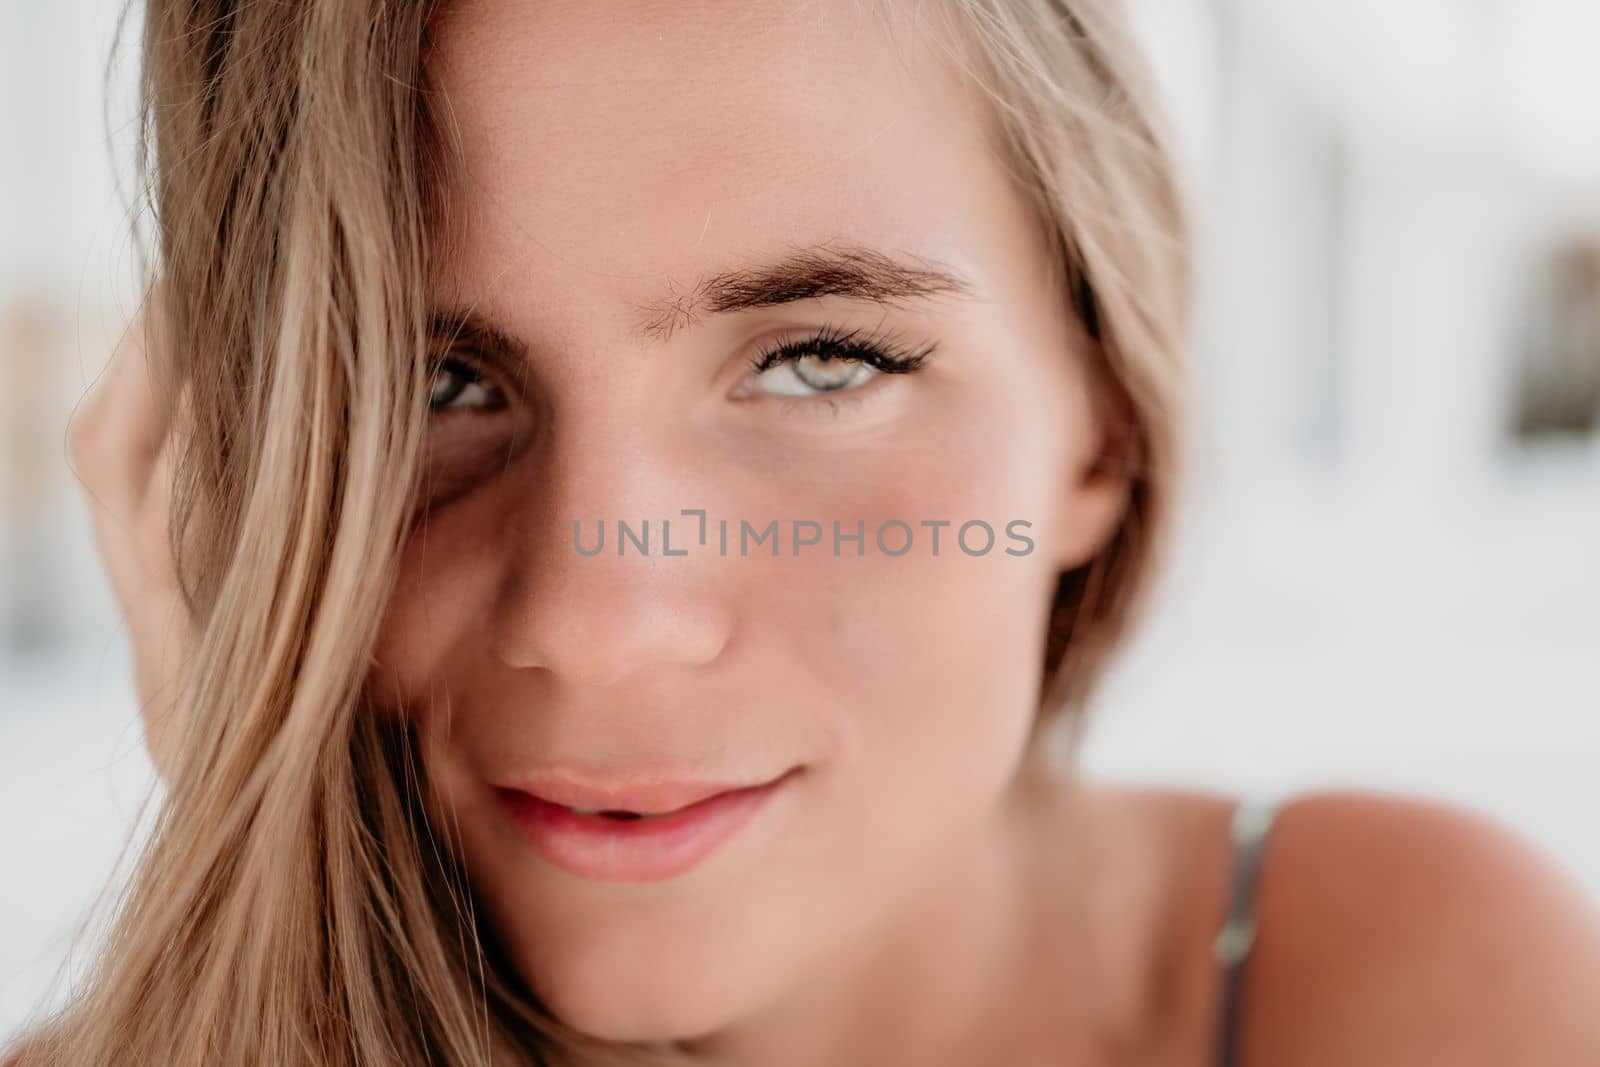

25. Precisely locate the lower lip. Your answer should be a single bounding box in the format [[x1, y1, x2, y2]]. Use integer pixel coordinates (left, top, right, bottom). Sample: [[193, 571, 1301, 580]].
[[496, 769, 799, 883]]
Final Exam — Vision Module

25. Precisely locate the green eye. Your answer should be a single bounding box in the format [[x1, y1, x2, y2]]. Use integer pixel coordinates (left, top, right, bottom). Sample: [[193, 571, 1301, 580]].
[[757, 353, 878, 397]]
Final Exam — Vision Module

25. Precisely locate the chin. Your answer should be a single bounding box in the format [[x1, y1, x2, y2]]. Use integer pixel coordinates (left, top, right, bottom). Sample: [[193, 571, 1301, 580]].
[[519, 930, 774, 1046], [537, 975, 741, 1046]]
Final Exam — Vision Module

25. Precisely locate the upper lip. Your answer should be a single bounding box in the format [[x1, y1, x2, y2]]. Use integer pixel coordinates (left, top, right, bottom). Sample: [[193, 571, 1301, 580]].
[[505, 768, 790, 815]]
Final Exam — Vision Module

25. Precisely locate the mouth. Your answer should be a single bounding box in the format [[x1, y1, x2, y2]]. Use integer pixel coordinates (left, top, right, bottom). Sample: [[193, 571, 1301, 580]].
[[495, 766, 802, 882]]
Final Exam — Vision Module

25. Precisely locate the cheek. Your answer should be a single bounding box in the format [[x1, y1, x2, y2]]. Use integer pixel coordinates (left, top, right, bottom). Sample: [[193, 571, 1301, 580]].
[[785, 546, 1052, 861], [364, 493, 508, 715], [763, 389, 1066, 839]]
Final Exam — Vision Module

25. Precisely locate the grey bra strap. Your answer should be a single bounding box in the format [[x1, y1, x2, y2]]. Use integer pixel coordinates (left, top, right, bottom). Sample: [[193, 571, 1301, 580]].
[[1214, 797, 1280, 1067]]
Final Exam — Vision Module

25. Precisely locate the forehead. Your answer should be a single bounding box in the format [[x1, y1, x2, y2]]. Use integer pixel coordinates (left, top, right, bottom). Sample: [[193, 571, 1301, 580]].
[[427, 0, 1028, 328]]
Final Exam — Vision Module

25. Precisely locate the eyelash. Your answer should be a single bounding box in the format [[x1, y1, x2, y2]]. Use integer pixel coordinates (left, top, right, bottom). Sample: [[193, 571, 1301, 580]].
[[745, 323, 937, 416], [746, 322, 936, 376]]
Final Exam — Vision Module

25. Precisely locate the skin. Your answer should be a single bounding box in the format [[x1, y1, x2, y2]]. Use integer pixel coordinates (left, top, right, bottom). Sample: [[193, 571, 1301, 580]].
[[67, 1, 1600, 1064]]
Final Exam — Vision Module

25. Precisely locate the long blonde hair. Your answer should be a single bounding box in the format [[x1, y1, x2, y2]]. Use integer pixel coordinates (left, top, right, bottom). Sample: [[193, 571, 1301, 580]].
[[8, 0, 1187, 1063]]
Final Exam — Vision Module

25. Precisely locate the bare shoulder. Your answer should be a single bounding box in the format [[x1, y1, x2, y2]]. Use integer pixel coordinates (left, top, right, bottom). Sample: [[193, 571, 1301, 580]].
[[1237, 789, 1600, 1067], [1072, 782, 1600, 1067]]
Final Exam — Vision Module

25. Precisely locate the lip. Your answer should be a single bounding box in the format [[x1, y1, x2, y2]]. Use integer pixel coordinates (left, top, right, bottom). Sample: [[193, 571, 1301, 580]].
[[510, 772, 775, 816], [496, 767, 801, 882]]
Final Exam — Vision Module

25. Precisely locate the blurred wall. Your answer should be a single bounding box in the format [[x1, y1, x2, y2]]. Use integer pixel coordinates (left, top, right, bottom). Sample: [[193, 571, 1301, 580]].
[[1091, 0, 1600, 891], [2, 0, 151, 1035], [2, 0, 143, 654]]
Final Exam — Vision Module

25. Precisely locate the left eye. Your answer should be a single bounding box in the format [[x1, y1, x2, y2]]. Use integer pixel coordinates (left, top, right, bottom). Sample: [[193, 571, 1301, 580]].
[[429, 358, 503, 413], [741, 325, 934, 402], [753, 354, 879, 397]]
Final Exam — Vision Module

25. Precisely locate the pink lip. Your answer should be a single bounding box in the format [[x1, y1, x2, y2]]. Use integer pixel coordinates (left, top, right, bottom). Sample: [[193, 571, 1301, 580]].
[[496, 767, 800, 882]]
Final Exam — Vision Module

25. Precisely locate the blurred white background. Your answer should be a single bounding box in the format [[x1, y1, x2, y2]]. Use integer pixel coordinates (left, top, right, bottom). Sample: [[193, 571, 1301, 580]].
[[3, 0, 1598, 1041]]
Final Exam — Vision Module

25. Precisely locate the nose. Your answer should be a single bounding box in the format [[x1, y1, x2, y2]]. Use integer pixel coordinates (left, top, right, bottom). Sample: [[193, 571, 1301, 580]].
[[489, 420, 734, 688]]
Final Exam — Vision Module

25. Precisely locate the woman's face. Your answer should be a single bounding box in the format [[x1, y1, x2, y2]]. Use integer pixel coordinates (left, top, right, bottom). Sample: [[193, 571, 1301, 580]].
[[368, 0, 1127, 1043]]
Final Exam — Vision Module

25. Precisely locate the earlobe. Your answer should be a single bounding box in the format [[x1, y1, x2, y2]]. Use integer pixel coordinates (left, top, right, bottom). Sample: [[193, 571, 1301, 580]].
[[1049, 400, 1138, 571], [1051, 455, 1132, 571]]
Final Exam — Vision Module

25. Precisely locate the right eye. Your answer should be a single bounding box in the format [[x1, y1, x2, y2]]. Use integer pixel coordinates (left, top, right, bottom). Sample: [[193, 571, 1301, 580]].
[[429, 357, 505, 414]]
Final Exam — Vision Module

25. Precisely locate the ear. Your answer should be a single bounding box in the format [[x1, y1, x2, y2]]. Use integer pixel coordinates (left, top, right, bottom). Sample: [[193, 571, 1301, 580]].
[[1047, 373, 1138, 571]]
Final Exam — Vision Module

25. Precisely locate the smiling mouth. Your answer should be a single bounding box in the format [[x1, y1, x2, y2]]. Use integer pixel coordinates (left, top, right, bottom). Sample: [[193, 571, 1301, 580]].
[[494, 767, 803, 882], [508, 769, 793, 817]]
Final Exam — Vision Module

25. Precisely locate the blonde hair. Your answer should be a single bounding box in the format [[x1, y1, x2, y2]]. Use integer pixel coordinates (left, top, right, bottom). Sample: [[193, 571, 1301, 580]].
[[8, 0, 1187, 1063]]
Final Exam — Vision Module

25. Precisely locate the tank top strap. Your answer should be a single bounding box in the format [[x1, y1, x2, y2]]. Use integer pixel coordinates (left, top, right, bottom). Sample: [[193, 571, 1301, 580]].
[[1213, 795, 1282, 1067]]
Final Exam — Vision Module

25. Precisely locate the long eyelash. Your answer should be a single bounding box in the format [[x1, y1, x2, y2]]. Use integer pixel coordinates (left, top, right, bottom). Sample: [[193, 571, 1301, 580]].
[[746, 322, 938, 377]]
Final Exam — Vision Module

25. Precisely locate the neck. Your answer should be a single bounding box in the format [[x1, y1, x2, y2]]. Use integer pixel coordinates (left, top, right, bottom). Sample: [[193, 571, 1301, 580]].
[[661, 757, 1097, 1067]]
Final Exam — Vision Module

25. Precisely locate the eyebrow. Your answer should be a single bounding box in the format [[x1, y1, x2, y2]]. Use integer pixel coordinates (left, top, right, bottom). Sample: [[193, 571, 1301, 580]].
[[629, 239, 979, 343], [428, 240, 979, 362]]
